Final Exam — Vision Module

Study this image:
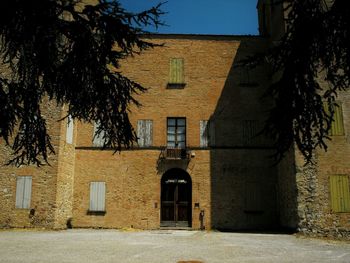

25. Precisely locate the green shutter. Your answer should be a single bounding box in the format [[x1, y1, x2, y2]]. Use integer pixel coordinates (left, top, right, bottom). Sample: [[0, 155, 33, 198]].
[[324, 102, 344, 136], [169, 58, 184, 84], [330, 175, 350, 212], [331, 104, 344, 135]]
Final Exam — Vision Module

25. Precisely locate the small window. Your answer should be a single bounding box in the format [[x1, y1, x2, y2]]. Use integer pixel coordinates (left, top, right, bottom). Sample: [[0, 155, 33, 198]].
[[137, 120, 153, 147], [66, 115, 74, 144], [92, 121, 106, 147], [168, 58, 185, 87], [324, 102, 345, 136], [15, 176, 32, 209], [89, 182, 106, 212], [330, 175, 350, 212], [167, 118, 186, 148], [199, 120, 215, 147]]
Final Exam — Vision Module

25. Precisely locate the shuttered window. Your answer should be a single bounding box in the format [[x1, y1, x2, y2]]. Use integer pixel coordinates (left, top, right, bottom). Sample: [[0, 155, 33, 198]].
[[169, 58, 184, 84], [15, 176, 32, 209], [243, 120, 261, 146], [137, 120, 153, 147], [324, 102, 345, 136], [66, 115, 74, 144], [89, 182, 106, 212], [200, 120, 215, 147], [92, 121, 106, 147], [330, 175, 350, 212]]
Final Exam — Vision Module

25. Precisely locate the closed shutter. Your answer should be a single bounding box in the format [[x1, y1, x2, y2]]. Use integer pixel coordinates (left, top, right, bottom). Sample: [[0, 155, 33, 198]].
[[137, 120, 153, 147], [66, 115, 74, 144], [330, 175, 350, 212], [93, 121, 105, 147], [243, 120, 260, 146], [324, 102, 345, 136], [169, 58, 184, 84], [89, 182, 106, 212], [200, 120, 209, 147], [15, 176, 32, 209]]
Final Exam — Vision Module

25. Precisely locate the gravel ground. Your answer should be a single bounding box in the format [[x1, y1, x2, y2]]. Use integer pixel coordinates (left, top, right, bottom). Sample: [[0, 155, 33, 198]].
[[0, 229, 349, 263]]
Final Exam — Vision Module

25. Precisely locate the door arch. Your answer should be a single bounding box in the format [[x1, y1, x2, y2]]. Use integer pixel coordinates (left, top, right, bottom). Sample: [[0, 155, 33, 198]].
[[161, 168, 192, 227]]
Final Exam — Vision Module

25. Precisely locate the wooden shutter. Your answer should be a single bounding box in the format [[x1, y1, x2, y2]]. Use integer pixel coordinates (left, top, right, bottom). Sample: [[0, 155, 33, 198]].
[[243, 120, 260, 145], [137, 120, 153, 147], [324, 102, 345, 136], [15, 176, 32, 209], [330, 175, 350, 212], [89, 182, 106, 212], [66, 115, 74, 144], [93, 121, 105, 147], [200, 120, 209, 147], [331, 104, 344, 135], [169, 58, 184, 84]]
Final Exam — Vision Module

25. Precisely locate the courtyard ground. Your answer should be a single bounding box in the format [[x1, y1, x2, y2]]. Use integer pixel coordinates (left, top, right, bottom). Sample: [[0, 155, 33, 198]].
[[0, 229, 349, 263]]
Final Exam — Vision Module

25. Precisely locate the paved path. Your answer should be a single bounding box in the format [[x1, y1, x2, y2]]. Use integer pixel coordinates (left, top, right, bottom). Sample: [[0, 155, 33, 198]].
[[0, 229, 349, 263]]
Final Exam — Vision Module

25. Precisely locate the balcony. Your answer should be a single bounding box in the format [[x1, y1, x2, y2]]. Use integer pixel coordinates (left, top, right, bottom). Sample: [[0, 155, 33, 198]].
[[160, 147, 191, 160]]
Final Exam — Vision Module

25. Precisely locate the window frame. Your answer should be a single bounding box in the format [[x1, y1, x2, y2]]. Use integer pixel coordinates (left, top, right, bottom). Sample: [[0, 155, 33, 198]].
[[167, 117, 186, 149]]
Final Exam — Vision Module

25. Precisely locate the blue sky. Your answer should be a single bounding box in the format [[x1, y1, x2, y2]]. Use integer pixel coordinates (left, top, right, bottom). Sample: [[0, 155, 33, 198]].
[[118, 0, 259, 35]]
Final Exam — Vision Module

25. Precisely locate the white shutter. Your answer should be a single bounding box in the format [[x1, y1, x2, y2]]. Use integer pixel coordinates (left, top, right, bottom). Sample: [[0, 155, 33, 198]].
[[89, 182, 106, 212], [16, 176, 32, 209], [93, 121, 105, 147], [200, 120, 209, 147], [145, 120, 153, 146], [66, 115, 74, 144], [137, 120, 153, 147], [137, 120, 145, 147]]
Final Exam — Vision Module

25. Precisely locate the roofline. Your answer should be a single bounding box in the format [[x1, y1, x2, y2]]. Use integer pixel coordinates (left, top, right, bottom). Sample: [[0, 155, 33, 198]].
[[140, 33, 264, 41]]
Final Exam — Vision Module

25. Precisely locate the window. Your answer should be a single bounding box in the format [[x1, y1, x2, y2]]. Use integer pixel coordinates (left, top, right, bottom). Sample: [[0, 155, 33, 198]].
[[243, 120, 261, 146], [169, 58, 185, 86], [167, 118, 186, 148], [15, 176, 32, 209], [89, 182, 106, 212], [137, 120, 153, 147], [324, 102, 345, 136], [199, 120, 215, 147], [330, 175, 350, 212], [66, 115, 74, 144], [92, 121, 106, 147]]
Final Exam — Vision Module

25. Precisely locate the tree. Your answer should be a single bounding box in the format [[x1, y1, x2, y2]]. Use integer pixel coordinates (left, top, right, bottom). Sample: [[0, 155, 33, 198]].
[[250, 0, 349, 163], [0, 0, 164, 166]]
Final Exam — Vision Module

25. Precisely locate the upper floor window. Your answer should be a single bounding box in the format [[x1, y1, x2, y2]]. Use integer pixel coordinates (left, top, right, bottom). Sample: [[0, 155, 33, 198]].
[[324, 102, 345, 136], [137, 120, 153, 147], [168, 58, 185, 88], [167, 118, 186, 148], [66, 115, 74, 144], [92, 121, 106, 147]]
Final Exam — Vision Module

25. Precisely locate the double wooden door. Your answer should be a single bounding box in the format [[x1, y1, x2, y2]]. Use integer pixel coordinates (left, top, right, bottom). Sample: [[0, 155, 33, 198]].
[[161, 175, 191, 227]]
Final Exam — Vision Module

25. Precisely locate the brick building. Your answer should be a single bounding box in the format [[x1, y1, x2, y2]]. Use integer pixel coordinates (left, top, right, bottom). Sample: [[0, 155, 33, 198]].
[[0, 0, 349, 239]]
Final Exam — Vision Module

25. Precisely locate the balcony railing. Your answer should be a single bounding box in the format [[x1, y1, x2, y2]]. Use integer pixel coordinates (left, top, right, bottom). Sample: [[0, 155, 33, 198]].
[[160, 147, 191, 160]]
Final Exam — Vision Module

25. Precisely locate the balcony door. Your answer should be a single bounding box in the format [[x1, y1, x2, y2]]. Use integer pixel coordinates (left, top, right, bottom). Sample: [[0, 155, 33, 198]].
[[161, 168, 192, 227], [167, 118, 186, 148]]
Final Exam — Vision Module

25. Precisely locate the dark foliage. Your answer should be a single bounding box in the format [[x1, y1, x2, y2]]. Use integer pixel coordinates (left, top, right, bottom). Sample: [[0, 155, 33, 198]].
[[247, 0, 349, 163], [0, 0, 164, 166]]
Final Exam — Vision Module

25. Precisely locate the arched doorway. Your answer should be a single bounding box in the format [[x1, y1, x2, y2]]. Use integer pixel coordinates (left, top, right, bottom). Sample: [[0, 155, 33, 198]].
[[161, 168, 192, 227]]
